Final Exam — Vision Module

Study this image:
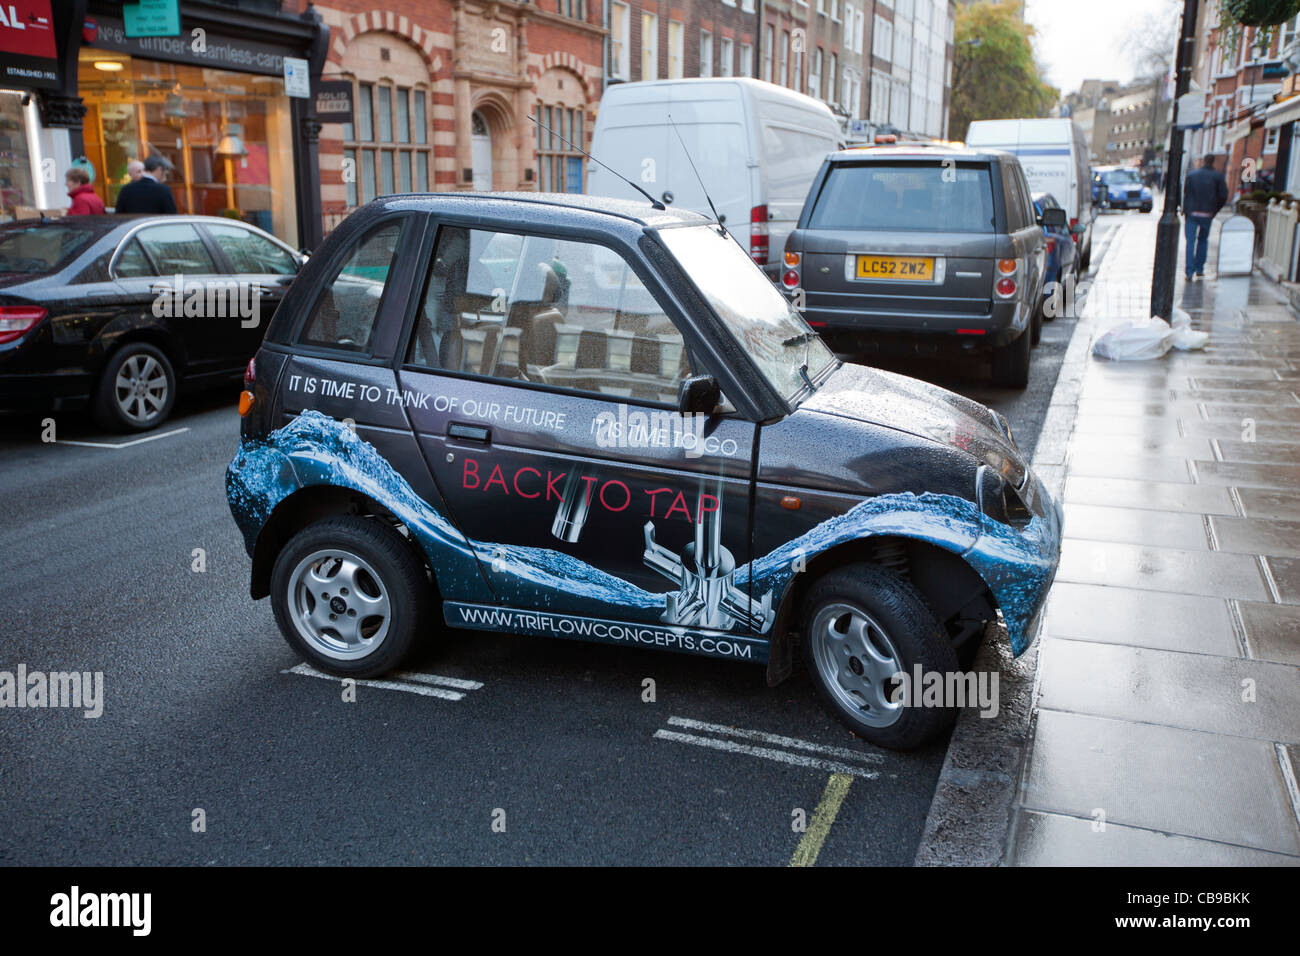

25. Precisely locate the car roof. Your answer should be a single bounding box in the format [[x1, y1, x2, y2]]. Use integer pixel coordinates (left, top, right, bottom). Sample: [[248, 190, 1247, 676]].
[[826, 144, 1011, 163], [366, 191, 712, 230]]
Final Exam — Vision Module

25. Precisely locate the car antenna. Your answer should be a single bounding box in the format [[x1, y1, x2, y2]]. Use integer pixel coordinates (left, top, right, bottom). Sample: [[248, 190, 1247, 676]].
[[527, 114, 664, 210], [667, 113, 727, 237]]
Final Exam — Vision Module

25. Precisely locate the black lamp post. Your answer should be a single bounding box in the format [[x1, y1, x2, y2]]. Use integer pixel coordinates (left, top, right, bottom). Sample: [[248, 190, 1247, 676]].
[[1151, 0, 1201, 319]]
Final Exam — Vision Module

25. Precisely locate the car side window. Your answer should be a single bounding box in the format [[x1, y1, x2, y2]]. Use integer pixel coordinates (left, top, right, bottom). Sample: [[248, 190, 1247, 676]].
[[134, 223, 216, 275], [114, 238, 155, 278], [205, 224, 297, 275], [406, 226, 692, 404], [299, 219, 403, 353], [1001, 163, 1027, 230]]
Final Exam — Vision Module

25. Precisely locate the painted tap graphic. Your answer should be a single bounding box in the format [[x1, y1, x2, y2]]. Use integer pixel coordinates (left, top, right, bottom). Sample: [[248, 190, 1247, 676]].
[[642, 480, 773, 633]]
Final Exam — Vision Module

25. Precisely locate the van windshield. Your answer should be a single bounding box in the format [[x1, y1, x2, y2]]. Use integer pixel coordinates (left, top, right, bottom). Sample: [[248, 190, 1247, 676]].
[[807, 162, 996, 233], [656, 224, 835, 405]]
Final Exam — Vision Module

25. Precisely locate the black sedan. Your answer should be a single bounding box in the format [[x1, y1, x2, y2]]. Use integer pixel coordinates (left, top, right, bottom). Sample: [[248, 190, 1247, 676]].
[[0, 215, 303, 430]]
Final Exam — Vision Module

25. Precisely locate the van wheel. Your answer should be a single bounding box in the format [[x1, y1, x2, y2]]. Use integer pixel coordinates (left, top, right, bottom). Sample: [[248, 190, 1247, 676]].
[[802, 564, 958, 751], [93, 343, 176, 432], [991, 328, 1031, 389], [270, 516, 430, 678]]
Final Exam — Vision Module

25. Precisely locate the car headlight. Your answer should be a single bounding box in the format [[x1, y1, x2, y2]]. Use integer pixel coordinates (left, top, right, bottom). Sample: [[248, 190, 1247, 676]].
[[977, 465, 1032, 528]]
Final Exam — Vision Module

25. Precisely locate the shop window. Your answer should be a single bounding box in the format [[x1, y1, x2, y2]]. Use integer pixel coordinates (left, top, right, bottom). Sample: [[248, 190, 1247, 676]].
[[536, 104, 585, 193], [345, 81, 432, 207], [0, 93, 36, 220], [406, 227, 690, 404], [300, 220, 403, 352]]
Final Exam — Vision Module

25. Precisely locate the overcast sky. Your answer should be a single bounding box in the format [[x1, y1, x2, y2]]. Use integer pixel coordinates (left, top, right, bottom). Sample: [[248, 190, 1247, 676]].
[[1024, 0, 1181, 96]]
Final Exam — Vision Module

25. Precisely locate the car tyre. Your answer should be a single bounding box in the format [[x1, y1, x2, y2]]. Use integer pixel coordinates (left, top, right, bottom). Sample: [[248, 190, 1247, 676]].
[[93, 342, 176, 432], [1029, 299, 1043, 346], [801, 564, 959, 751], [270, 516, 430, 678], [991, 327, 1031, 389], [1080, 242, 1091, 273]]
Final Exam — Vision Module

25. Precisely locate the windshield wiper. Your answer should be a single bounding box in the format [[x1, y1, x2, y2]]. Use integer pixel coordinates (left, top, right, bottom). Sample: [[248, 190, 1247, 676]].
[[783, 331, 816, 392]]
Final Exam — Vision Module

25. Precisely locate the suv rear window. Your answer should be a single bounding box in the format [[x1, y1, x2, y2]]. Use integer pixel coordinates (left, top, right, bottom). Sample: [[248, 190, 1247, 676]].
[[807, 161, 996, 233]]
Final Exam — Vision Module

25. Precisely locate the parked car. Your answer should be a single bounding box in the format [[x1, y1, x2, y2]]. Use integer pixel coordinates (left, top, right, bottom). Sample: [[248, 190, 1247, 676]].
[[1092, 165, 1153, 212], [1032, 192, 1078, 338], [784, 144, 1057, 388], [585, 77, 842, 280], [225, 192, 1062, 750], [0, 215, 303, 431], [964, 117, 1096, 271]]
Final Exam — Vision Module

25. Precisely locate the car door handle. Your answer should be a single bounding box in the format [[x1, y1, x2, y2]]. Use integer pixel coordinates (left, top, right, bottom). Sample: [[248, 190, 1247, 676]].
[[448, 422, 491, 443]]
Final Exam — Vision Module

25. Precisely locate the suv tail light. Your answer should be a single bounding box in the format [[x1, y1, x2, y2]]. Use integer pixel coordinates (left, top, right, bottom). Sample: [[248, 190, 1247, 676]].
[[750, 205, 769, 266], [1046, 238, 1056, 254], [996, 258, 1017, 276], [996, 277, 1017, 297], [0, 305, 47, 345], [782, 249, 801, 290]]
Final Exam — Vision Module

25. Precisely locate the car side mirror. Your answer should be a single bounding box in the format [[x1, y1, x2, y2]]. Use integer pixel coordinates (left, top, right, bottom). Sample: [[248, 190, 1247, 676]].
[[678, 374, 720, 416], [1039, 207, 1068, 228]]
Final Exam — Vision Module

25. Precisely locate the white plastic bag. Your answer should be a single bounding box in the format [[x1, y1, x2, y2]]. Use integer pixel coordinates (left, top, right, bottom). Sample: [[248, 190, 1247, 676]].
[[1169, 307, 1209, 350], [1091, 316, 1175, 361]]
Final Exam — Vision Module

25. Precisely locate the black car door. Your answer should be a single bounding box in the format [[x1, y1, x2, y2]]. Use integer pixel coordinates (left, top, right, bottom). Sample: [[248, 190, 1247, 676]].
[[395, 222, 766, 657], [200, 221, 300, 363]]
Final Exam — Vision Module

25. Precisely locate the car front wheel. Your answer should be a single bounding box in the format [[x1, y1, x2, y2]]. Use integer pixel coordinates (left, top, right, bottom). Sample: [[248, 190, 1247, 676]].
[[93, 343, 176, 432], [270, 516, 431, 677], [802, 564, 959, 750]]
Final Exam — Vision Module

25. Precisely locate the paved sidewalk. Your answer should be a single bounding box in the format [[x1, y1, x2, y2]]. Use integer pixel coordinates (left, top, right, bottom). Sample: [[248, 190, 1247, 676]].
[[1006, 214, 1300, 865]]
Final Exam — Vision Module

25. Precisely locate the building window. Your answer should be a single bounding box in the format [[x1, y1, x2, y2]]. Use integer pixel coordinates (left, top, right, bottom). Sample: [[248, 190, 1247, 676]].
[[558, 0, 586, 17], [700, 30, 713, 77], [611, 2, 630, 80], [856, 9, 865, 55], [741, 0, 755, 11], [873, 16, 892, 60], [740, 42, 753, 77], [845, 4, 856, 48], [829, 52, 838, 105], [345, 81, 431, 209], [642, 13, 659, 80], [763, 26, 774, 82], [811, 48, 823, 99], [721, 37, 734, 77], [668, 21, 684, 78], [536, 103, 585, 193], [781, 30, 790, 87]]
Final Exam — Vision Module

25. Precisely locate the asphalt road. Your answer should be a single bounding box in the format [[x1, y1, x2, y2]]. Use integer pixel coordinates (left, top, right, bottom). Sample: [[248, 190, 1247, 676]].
[[0, 216, 1123, 866]]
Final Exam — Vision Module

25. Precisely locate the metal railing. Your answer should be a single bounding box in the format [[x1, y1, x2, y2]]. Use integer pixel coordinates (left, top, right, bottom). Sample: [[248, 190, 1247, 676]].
[[1260, 198, 1299, 280]]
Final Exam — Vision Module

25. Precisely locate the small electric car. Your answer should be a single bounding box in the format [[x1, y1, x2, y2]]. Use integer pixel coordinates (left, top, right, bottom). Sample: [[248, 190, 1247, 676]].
[[226, 193, 1062, 750]]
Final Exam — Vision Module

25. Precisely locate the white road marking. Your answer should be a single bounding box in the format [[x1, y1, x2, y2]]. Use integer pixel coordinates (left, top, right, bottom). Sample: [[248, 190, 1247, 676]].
[[652, 730, 880, 779], [58, 427, 190, 450], [664, 715, 886, 765], [282, 662, 481, 701]]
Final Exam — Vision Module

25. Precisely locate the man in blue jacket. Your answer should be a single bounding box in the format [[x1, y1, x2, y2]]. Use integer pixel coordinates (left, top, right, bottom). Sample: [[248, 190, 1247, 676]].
[[1183, 156, 1228, 280]]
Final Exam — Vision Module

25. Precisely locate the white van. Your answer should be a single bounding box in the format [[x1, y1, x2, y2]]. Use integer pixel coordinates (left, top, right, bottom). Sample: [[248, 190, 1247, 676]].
[[964, 118, 1096, 271], [586, 78, 842, 278]]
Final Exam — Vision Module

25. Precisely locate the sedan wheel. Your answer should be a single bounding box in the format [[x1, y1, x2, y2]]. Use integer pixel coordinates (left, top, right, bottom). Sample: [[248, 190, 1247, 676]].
[[93, 343, 176, 432]]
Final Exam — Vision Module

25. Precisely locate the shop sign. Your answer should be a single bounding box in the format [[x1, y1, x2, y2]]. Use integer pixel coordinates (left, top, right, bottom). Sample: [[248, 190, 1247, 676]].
[[315, 80, 353, 124], [91, 14, 293, 77], [0, 0, 58, 90], [123, 0, 180, 38]]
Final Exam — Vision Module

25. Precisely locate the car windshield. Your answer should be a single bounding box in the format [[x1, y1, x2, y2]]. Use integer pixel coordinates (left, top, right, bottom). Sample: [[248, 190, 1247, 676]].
[[656, 224, 836, 405], [1101, 169, 1140, 185], [0, 223, 100, 274], [806, 161, 996, 233]]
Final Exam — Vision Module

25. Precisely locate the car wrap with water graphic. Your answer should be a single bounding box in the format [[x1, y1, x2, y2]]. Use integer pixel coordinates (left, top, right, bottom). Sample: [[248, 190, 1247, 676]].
[[227, 360, 1061, 667]]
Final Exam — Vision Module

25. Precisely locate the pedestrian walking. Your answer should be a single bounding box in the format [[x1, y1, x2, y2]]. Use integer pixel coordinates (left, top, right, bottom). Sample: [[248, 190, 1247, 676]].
[[114, 155, 177, 214], [1183, 155, 1227, 281], [65, 168, 105, 216]]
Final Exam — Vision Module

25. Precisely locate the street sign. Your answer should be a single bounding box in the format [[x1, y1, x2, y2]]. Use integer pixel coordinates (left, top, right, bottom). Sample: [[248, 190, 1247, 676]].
[[1176, 91, 1205, 129], [123, 0, 179, 38], [315, 80, 353, 124], [284, 57, 310, 99], [0, 0, 58, 89]]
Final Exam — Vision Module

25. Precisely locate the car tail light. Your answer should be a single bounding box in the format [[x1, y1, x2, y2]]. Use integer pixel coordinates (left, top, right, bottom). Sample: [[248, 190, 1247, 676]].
[[996, 277, 1017, 297], [1046, 238, 1056, 254], [784, 250, 800, 267], [1069, 217, 1079, 231], [782, 269, 800, 289], [239, 390, 255, 417], [0, 305, 47, 345], [243, 357, 256, 388], [996, 258, 1017, 276], [750, 205, 769, 266]]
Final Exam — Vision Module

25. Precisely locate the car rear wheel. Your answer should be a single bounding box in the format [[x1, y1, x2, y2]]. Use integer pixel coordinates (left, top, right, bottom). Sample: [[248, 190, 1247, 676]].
[[1080, 241, 1091, 273], [93, 343, 176, 432], [801, 564, 959, 750], [270, 516, 430, 677], [991, 327, 1031, 389], [1029, 299, 1043, 346]]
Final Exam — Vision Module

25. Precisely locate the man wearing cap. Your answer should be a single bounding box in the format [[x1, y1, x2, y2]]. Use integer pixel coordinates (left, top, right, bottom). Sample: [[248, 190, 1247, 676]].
[[115, 156, 178, 214]]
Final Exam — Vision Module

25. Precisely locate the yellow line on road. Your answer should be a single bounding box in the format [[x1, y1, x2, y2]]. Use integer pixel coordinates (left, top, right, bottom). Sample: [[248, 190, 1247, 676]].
[[789, 772, 853, 867]]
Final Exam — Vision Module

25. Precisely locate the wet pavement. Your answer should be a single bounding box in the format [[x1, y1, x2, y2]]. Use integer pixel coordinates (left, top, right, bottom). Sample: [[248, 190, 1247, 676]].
[[1007, 213, 1300, 865]]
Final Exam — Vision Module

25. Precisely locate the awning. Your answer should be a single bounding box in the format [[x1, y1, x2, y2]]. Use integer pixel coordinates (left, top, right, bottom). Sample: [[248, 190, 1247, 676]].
[[1266, 95, 1300, 129]]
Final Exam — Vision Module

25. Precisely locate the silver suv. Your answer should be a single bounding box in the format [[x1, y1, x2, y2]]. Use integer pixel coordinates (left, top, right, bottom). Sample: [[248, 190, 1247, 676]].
[[783, 144, 1061, 388]]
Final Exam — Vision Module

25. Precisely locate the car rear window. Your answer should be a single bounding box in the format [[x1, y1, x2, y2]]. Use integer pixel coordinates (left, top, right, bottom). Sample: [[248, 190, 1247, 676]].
[[0, 223, 101, 274], [807, 161, 996, 233]]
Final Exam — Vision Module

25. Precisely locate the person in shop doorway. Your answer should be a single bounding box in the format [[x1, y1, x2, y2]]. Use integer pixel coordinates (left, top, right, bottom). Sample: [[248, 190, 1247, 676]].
[[65, 168, 105, 216], [115, 156, 177, 214], [125, 159, 144, 183]]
